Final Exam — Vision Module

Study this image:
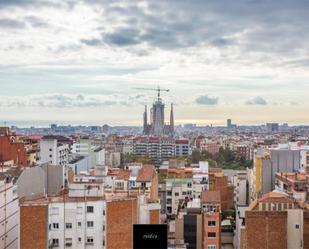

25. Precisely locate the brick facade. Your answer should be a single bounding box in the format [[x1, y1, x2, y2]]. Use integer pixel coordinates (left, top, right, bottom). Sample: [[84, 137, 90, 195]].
[[304, 211, 309, 249], [149, 209, 160, 224], [0, 136, 27, 166], [20, 204, 48, 249], [106, 199, 137, 249], [245, 211, 287, 249], [202, 212, 221, 249]]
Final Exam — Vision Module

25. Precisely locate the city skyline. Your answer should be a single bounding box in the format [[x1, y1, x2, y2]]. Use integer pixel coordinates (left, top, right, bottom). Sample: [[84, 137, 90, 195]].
[[1, 0, 309, 125]]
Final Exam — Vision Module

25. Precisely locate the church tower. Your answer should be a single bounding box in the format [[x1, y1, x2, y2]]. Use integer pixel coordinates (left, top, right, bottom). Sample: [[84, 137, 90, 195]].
[[170, 103, 174, 135]]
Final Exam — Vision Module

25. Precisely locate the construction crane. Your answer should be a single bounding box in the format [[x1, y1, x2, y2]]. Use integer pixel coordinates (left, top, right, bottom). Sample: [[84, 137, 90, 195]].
[[134, 86, 170, 101]]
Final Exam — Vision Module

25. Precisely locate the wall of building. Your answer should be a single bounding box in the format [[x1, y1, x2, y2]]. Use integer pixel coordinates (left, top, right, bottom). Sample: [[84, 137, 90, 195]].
[[48, 200, 105, 249], [304, 211, 309, 249], [287, 209, 303, 249], [0, 181, 19, 249], [106, 199, 137, 249], [202, 212, 221, 249], [0, 136, 26, 166], [245, 211, 287, 249], [270, 149, 301, 188], [20, 204, 48, 249], [17, 164, 64, 198]]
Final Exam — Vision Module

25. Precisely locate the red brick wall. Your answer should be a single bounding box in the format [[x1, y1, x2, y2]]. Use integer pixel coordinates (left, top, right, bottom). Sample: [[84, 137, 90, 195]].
[[245, 211, 287, 249], [20, 205, 48, 249], [304, 211, 309, 249], [0, 136, 27, 166], [149, 210, 160, 224], [202, 212, 221, 249], [150, 173, 159, 201], [106, 199, 137, 249], [209, 175, 233, 210]]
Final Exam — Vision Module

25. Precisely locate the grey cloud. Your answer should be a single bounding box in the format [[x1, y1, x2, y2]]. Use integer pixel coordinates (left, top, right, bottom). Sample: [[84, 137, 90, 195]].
[[104, 28, 141, 46], [0, 18, 25, 29], [80, 38, 102, 46], [245, 96, 267, 105], [77, 0, 309, 58], [24, 16, 48, 27], [0, 93, 147, 108], [0, 0, 72, 8], [195, 95, 219, 105]]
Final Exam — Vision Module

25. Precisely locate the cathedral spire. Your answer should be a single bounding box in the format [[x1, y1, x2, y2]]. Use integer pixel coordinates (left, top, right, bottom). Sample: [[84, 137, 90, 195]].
[[170, 103, 174, 135], [143, 105, 148, 134]]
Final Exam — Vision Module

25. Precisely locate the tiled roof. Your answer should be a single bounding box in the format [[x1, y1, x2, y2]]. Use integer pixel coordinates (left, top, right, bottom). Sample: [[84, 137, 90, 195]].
[[116, 169, 131, 181], [136, 165, 155, 182], [259, 192, 294, 204]]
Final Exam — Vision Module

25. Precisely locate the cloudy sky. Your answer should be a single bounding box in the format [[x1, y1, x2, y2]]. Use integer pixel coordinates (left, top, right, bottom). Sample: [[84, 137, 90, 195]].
[[0, 0, 309, 126]]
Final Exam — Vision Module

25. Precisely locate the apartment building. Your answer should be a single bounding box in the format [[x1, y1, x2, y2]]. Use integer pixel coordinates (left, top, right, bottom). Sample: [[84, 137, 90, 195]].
[[175, 139, 190, 157], [72, 138, 105, 167], [208, 172, 234, 211], [231, 171, 248, 206], [174, 200, 221, 249], [19, 179, 160, 249], [249, 147, 302, 203], [241, 192, 309, 249], [133, 137, 175, 165], [164, 178, 208, 217], [0, 127, 27, 167], [39, 136, 70, 166], [105, 163, 159, 201], [0, 173, 19, 249], [275, 172, 309, 202]]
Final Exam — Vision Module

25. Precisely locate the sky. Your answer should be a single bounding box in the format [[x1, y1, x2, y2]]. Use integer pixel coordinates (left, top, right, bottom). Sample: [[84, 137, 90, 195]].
[[0, 0, 309, 127]]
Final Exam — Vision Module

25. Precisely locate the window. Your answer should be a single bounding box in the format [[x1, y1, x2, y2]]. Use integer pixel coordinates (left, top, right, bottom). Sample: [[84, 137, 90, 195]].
[[175, 192, 179, 196], [77, 222, 82, 227], [87, 221, 94, 228], [86, 236, 94, 244], [78, 237, 82, 243], [51, 207, 59, 215], [187, 183, 192, 187], [77, 207, 83, 214], [52, 238, 59, 246], [65, 238, 72, 247], [52, 223, 59, 229], [208, 221, 216, 227], [208, 232, 216, 238], [103, 210, 105, 216], [182, 192, 187, 195], [141, 182, 146, 188], [295, 224, 300, 229], [49, 148, 52, 151], [49, 154, 52, 158], [208, 246, 216, 249], [167, 191, 172, 196], [87, 206, 94, 213], [65, 223, 72, 229]]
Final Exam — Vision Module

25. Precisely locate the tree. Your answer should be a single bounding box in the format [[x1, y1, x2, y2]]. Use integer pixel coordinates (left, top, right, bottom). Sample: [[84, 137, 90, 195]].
[[136, 156, 153, 164]]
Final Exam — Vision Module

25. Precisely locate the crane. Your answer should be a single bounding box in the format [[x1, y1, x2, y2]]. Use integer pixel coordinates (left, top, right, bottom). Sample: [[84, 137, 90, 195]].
[[134, 86, 170, 101]]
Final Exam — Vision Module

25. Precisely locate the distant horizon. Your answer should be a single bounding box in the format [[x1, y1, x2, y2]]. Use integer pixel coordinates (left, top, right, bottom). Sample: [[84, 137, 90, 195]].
[[2, 119, 309, 129]]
